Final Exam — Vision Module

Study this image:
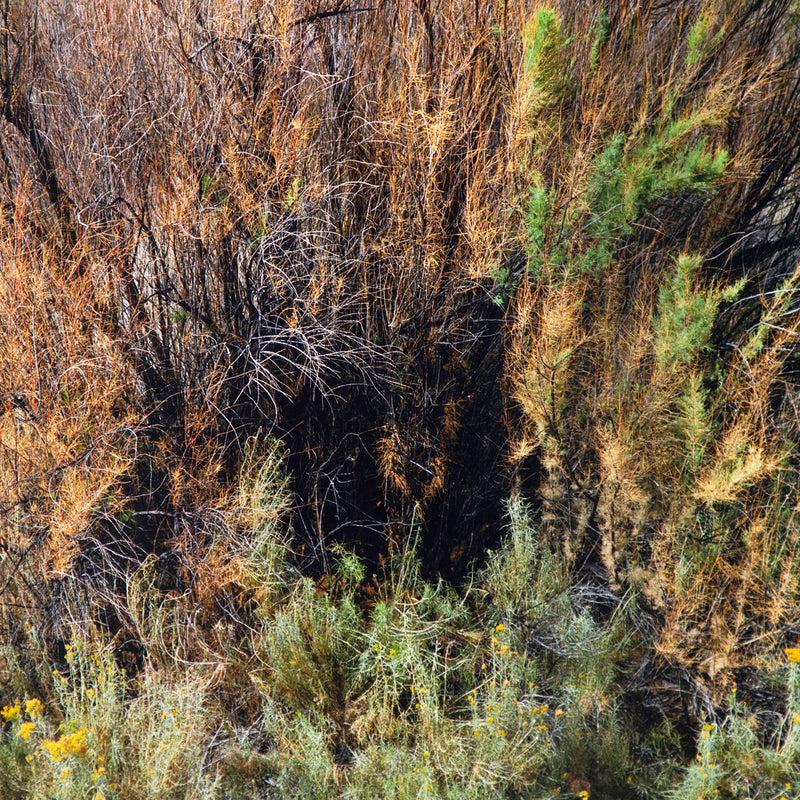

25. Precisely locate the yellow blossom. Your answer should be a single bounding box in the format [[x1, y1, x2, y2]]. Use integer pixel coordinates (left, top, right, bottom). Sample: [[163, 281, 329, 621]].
[[793, 713, 800, 725], [41, 727, 89, 761], [18, 721, 35, 739], [1, 704, 20, 721], [785, 647, 800, 663], [579, 792, 590, 800], [495, 623, 505, 632], [25, 699, 42, 717]]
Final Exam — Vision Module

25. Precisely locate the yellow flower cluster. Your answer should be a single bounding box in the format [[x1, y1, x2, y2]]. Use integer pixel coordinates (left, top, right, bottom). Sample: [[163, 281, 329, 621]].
[[785, 647, 800, 663], [25, 698, 42, 717], [18, 721, 36, 740], [1, 704, 20, 721], [41, 727, 89, 760]]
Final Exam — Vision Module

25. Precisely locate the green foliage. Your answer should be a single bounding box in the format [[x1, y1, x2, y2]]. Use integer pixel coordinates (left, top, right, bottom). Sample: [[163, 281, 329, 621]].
[[653, 255, 730, 369], [518, 1, 730, 285], [686, 5, 724, 67], [589, 9, 610, 70], [522, 7, 571, 101], [0, 641, 220, 800], [570, 131, 728, 280], [670, 657, 800, 798]]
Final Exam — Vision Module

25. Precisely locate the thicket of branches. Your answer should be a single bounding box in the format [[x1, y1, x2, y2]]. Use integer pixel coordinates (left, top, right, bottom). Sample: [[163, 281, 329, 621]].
[[2, 0, 800, 781]]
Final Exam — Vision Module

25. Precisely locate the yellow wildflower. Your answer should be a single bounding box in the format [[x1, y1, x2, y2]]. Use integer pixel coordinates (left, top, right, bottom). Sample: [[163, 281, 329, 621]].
[[793, 713, 800, 725], [41, 727, 89, 761], [495, 623, 505, 632], [1, 704, 20, 721], [785, 647, 800, 663], [578, 792, 590, 800], [18, 722, 35, 739], [42, 739, 66, 760], [25, 699, 42, 717], [66, 727, 89, 755]]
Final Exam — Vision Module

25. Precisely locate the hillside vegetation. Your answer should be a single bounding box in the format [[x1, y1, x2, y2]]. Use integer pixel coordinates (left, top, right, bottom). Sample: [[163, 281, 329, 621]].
[[2, 0, 800, 797]]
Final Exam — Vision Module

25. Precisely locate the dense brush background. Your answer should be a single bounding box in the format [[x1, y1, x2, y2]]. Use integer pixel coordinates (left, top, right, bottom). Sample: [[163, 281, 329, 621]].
[[2, 0, 800, 797]]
